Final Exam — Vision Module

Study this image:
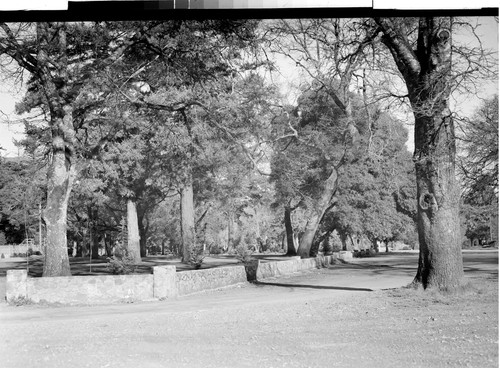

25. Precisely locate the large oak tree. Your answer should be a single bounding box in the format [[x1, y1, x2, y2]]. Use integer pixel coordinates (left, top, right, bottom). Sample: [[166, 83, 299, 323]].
[[0, 23, 77, 276], [374, 17, 464, 289]]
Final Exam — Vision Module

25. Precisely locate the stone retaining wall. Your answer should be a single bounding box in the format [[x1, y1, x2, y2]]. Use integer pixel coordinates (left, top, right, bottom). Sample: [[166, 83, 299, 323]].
[[5, 264, 247, 305], [176, 265, 247, 296], [6, 269, 156, 305], [251, 254, 339, 281], [5, 252, 352, 305], [29, 274, 154, 304]]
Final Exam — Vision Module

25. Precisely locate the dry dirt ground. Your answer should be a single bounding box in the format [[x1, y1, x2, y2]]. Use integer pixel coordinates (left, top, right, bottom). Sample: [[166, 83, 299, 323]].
[[0, 251, 497, 368]]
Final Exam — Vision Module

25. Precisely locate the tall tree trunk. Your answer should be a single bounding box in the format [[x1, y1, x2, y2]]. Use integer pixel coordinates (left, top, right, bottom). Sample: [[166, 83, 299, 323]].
[[349, 234, 357, 250], [42, 140, 74, 277], [126, 198, 141, 263], [89, 206, 100, 259], [284, 206, 297, 256], [227, 213, 239, 250], [375, 17, 464, 289], [309, 230, 327, 257], [227, 218, 232, 251], [293, 232, 299, 252], [253, 207, 261, 253], [254, 207, 261, 240], [38, 23, 74, 277], [138, 219, 147, 257], [413, 108, 463, 289], [340, 232, 348, 251], [297, 169, 338, 258], [137, 207, 148, 258], [412, 19, 464, 289], [180, 174, 196, 263]]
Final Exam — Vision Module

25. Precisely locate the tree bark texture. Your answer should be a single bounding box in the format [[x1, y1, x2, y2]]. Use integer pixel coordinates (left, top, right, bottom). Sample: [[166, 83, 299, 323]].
[[88, 206, 100, 259], [126, 199, 142, 264], [137, 206, 148, 257], [284, 207, 297, 256], [297, 169, 338, 258], [309, 230, 327, 257], [37, 23, 74, 277], [340, 233, 348, 251], [293, 232, 299, 252], [180, 175, 196, 263], [227, 213, 239, 251], [375, 17, 463, 289], [138, 222, 147, 258], [43, 142, 74, 276]]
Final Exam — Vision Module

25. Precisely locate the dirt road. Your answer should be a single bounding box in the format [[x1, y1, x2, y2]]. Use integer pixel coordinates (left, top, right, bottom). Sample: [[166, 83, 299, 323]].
[[0, 251, 497, 368]]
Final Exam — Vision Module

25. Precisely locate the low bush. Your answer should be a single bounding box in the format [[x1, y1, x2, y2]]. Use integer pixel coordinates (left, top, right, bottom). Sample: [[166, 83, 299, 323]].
[[8, 295, 32, 306], [258, 238, 269, 253], [106, 244, 136, 274], [27, 248, 42, 256], [107, 254, 136, 274], [352, 249, 377, 258], [235, 243, 254, 264], [208, 243, 223, 255], [269, 243, 283, 253], [147, 245, 162, 256], [188, 245, 206, 269], [321, 239, 334, 255]]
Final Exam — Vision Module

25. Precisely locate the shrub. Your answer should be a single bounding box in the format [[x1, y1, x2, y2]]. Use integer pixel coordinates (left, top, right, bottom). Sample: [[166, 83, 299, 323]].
[[235, 243, 254, 264], [258, 238, 269, 253], [8, 296, 32, 306], [353, 249, 376, 258], [208, 243, 223, 255], [147, 245, 162, 256], [321, 239, 334, 255], [188, 245, 205, 269], [106, 243, 136, 274], [107, 254, 136, 274], [267, 240, 283, 253], [27, 248, 41, 257], [243, 233, 258, 253], [330, 232, 343, 252], [462, 240, 472, 249]]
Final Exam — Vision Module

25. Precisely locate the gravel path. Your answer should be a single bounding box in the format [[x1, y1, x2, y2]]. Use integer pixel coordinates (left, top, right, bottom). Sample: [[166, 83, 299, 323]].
[[0, 251, 497, 368]]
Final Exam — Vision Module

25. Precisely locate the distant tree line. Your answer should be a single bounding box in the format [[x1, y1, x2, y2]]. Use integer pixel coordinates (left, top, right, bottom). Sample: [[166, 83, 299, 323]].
[[0, 17, 496, 291]]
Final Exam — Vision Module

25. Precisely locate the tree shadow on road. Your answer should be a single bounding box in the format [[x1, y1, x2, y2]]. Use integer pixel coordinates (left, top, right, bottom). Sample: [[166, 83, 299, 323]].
[[252, 281, 373, 292]]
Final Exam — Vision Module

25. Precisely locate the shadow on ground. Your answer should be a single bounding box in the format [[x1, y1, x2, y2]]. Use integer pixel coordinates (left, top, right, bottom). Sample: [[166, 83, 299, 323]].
[[253, 280, 373, 292]]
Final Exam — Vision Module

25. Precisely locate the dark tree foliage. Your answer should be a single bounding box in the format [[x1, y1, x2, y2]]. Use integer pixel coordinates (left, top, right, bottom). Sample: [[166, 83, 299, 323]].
[[459, 94, 498, 207], [0, 157, 45, 244], [458, 95, 498, 246]]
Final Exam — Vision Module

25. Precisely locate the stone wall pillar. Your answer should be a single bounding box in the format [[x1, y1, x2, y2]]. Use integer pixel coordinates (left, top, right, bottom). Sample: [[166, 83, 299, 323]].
[[153, 265, 177, 300], [6, 269, 28, 303], [339, 251, 353, 261]]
